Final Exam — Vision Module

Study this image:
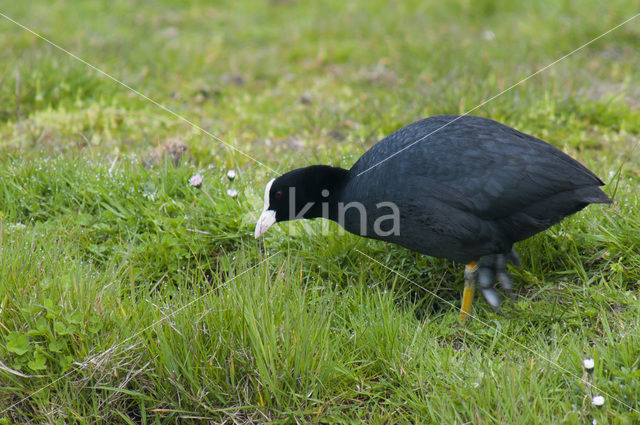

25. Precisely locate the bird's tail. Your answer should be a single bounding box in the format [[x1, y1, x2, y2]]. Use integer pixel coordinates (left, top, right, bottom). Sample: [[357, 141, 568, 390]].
[[577, 186, 612, 205], [501, 185, 611, 243]]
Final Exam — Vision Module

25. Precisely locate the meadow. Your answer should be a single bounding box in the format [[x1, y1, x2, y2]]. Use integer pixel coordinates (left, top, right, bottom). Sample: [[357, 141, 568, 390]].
[[1, 0, 639, 423]]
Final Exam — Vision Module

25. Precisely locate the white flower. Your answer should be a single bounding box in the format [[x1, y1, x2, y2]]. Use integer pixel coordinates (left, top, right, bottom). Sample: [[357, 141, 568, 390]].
[[227, 189, 238, 198], [591, 395, 605, 407], [583, 358, 595, 372], [189, 173, 203, 188], [227, 169, 237, 181], [482, 30, 495, 41]]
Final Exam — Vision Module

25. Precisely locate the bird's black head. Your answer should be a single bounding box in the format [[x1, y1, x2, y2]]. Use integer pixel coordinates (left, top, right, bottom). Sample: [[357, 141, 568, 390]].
[[254, 165, 349, 237]]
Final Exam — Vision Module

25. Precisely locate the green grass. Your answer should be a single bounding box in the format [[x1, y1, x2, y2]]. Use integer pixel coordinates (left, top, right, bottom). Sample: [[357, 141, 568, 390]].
[[1, 0, 639, 423]]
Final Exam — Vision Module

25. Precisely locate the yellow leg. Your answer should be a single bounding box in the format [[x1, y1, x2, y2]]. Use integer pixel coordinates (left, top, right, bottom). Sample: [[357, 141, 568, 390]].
[[460, 262, 478, 323]]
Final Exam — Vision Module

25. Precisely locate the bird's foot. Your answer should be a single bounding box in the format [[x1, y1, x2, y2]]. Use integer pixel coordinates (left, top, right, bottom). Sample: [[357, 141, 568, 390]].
[[476, 248, 520, 314], [460, 263, 478, 323]]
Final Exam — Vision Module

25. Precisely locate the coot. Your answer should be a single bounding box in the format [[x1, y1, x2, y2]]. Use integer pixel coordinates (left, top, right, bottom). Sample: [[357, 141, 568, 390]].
[[255, 115, 611, 320]]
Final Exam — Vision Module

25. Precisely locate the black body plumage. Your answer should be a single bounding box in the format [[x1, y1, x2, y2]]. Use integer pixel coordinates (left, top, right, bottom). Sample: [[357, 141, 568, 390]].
[[339, 115, 611, 263]]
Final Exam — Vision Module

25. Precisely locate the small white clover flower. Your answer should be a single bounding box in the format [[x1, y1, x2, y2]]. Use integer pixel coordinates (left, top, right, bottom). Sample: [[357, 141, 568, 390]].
[[583, 358, 595, 372], [591, 395, 605, 407], [227, 189, 238, 198], [227, 169, 237, 181], [189, 173, 203, 188]]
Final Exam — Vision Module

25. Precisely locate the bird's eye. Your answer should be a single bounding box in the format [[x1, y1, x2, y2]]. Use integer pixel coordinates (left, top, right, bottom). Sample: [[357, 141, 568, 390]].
[[274, 190, 283, 199]]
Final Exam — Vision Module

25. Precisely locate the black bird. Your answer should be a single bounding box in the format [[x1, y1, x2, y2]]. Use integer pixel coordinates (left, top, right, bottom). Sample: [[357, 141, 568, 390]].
[[255, 115, 611, 320]]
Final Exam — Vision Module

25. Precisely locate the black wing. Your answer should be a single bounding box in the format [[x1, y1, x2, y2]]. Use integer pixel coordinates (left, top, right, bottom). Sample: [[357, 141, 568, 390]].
[[349, 115, 608, 220]]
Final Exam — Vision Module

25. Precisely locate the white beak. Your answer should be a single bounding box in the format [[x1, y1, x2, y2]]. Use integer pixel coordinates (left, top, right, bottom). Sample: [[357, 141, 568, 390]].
[[254, 178, 276, 238], [254, 209, 276, 238]]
